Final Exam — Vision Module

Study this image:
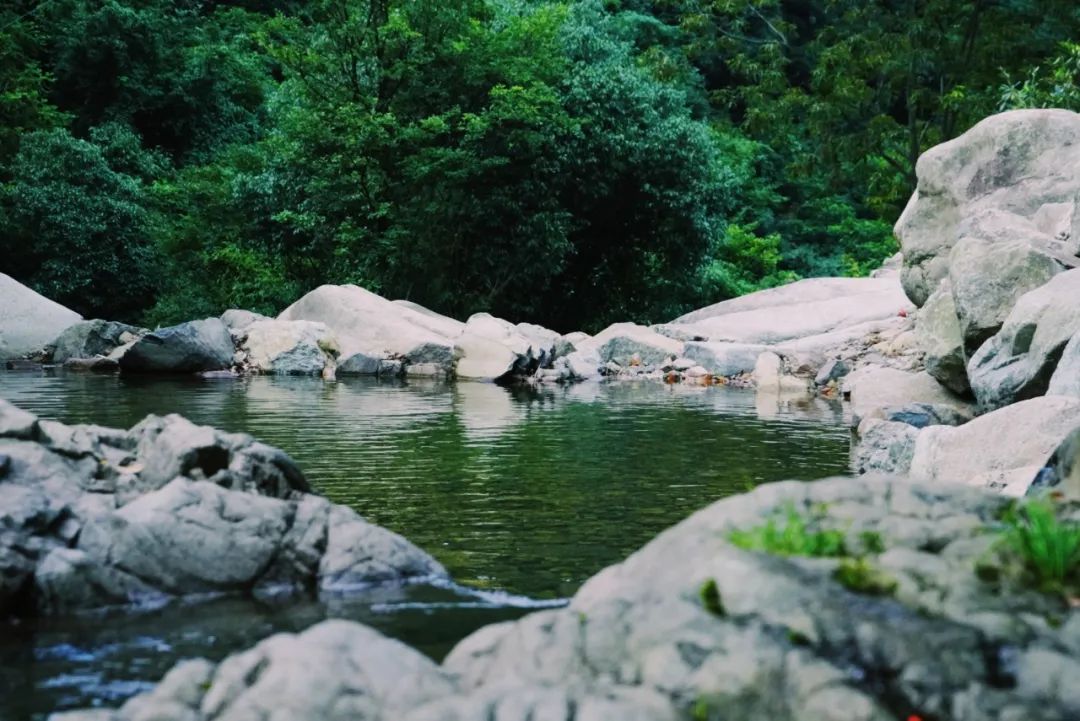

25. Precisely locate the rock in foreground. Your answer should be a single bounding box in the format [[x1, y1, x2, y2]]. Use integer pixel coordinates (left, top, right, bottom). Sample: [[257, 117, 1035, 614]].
[[56, 477, 1080, 721], [0, 400, 446, 617]]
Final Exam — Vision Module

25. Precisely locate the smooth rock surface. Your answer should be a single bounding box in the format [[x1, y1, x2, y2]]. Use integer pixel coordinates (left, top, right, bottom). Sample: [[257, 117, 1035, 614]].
[[844, 366, 972, 420], [280, 285, 458, 376], [585, 323, 684, 366], [0, 273, 81, 359], [119, 318, 235, 374], [909, 395, 1080, 494], [663, 277, 913, 346]]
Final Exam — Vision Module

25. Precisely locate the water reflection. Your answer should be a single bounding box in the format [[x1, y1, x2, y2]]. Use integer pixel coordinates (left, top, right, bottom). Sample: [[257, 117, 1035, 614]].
[[0, 370, 853, 719]]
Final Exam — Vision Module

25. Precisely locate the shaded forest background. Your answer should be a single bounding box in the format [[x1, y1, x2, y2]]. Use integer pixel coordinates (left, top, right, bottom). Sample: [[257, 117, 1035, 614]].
[[2, 0, 1080, 332]]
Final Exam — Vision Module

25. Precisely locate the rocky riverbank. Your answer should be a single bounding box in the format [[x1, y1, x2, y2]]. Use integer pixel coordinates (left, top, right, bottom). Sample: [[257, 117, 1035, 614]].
[[7, 108, 1080, 719], [0, 400, 446, 617]]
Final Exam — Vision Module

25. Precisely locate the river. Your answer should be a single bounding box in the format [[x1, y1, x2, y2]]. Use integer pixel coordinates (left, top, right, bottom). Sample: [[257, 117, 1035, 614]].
[[0, 370, 852, 719]]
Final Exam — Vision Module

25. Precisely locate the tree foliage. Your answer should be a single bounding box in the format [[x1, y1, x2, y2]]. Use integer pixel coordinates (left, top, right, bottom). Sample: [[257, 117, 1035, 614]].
[[2, 0, 1079, 329]]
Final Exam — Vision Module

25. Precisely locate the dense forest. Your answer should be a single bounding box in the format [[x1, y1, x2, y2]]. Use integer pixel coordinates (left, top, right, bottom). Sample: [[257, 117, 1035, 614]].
[[2, 0, 1080, 332]]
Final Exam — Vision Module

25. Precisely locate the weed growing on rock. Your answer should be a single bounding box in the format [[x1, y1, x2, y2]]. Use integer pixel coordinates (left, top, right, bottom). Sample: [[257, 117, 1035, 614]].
[[999, 499, 1080, 594], [834, 558, 899, 596], [698, 579, 725, 617], [728, 504, 847, 557]]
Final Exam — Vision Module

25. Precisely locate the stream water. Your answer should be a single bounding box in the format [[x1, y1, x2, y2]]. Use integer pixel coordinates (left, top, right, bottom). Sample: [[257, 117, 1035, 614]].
[[0, 371, 853, 719]]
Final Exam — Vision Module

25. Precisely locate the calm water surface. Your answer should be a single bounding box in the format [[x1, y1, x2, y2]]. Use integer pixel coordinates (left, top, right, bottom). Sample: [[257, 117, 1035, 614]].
[[0, 370, 853, 719]]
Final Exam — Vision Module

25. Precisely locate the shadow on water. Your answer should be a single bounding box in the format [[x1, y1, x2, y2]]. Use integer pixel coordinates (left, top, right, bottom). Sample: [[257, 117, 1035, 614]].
[[0, 370, 852, 719]]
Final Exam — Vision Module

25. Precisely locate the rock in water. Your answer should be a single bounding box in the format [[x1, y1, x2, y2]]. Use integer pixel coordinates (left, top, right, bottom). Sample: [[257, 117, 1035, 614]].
[[967, 268, 1080, 411], [280, 285, 459, 376], [0, 272, 81, 359], [119, 318, 235, 373], [0, 400, 446, 616], [51, 319, 145, 364], [896, 109, 1080, 306], [240, 319, 338, 375]]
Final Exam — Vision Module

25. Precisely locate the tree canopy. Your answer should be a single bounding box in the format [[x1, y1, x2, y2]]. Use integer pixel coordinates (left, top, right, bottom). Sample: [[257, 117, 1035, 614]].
[[2, 0, 1079, 330]]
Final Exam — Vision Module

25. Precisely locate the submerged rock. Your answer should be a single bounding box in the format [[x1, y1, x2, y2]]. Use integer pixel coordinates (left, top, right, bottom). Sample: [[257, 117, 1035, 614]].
[[0, 272, 81, 360], [119, 318, 235, 374], [0, 400, 446, 617]]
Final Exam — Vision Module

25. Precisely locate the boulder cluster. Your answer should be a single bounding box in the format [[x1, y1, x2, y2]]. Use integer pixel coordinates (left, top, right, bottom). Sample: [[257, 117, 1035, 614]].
[[0, 399, 446, 617]]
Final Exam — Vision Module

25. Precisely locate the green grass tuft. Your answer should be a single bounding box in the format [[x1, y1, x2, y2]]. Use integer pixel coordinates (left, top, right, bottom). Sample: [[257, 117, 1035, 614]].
[[728, 504, 847, 558], [1000, 499, 1080, 593], [834, 558, 898, 596]]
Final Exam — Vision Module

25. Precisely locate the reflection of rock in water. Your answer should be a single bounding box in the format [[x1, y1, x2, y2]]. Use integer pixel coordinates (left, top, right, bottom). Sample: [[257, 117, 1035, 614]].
[[454, 382, 524, 443]]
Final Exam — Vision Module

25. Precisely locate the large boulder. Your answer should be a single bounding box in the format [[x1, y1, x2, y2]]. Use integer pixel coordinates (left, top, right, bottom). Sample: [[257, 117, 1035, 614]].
[[915, 287, 969, 394], [662, 277, 913, 346], [967, 268, 1080, 411], [948, 232, 1062, 352], [60, 477, 1080, 721], [908, 395, 1080, 495], [454, 313, 558, 381], [0, 400, 446, 616], [280, 285, 459, 377], [119, 318, 235, 374], [51, 320, 145, 364], [895, 109, 1080, 306], [239, 319, 338, 376], [0, 273, 81, 359]]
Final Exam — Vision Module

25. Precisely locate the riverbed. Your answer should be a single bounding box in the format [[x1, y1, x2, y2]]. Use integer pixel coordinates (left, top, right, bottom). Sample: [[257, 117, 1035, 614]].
[[0, 371, 852, 719]]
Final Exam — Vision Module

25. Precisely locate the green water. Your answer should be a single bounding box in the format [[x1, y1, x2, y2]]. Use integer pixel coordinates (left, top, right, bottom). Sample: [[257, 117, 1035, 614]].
[[0, 371, 852, 719]]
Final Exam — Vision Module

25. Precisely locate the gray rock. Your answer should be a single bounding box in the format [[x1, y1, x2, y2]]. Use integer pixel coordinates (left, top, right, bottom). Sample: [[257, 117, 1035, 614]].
[[0, 401, 446, 616], [948, 233, 1061, 352], [0, 273, 82, 360], [852, 419, 918, 474], [916, 287, 969, 394], [240, 319, 338, 375], [1027, 425, 1080, 498], [878, 402, 972, 429], [220, 309, 270, 331], [281, 285, 459, 376], [666, 277, 913, 346], [909, 395, 1080, 495], [683, 341, 768, 377], [896, 109, 1080, 306], [968, 268, 1080, 411], [814, 358, 849, 386], [120, 318, 235, 374], [51, 320, 145, 364], [1047, 333, 1080, 398], [843, 366, 972, 420], [586, 323, 684, 366], [57, 477, 1080, 721]]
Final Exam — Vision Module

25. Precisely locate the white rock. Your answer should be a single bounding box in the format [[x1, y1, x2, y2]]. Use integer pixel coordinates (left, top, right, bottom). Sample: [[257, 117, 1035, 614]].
[[0, 272, 81, 359]]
